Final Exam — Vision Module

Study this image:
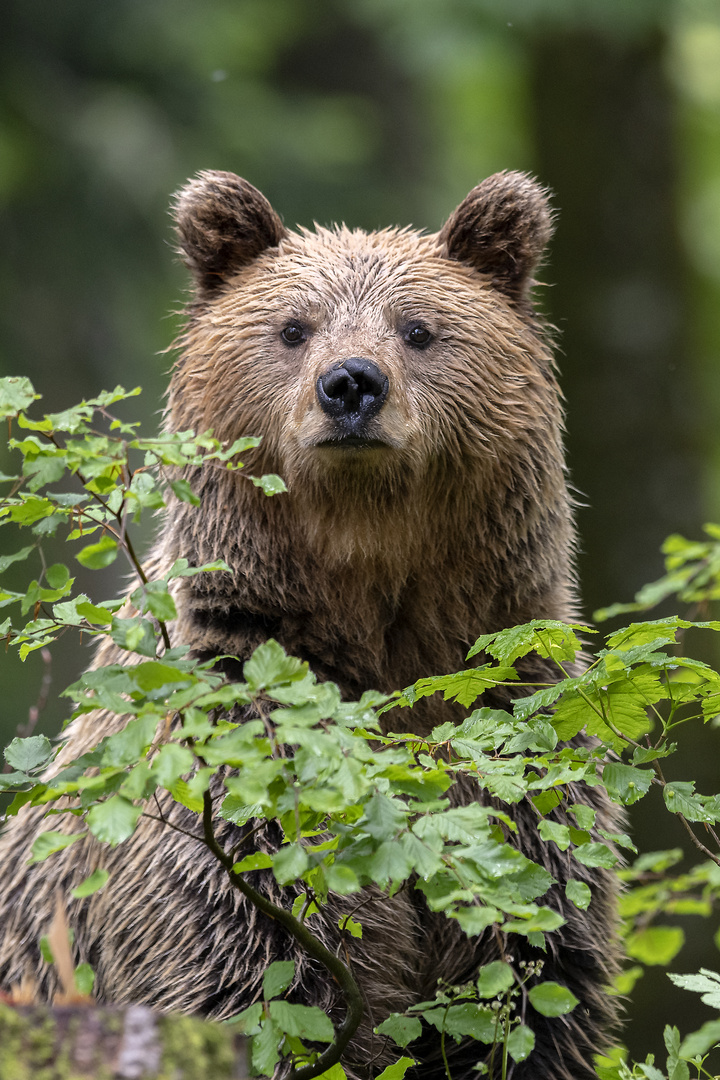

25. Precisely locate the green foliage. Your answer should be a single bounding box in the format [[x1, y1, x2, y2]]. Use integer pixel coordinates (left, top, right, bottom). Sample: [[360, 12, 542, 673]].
[[3, 379, 720, 1079]]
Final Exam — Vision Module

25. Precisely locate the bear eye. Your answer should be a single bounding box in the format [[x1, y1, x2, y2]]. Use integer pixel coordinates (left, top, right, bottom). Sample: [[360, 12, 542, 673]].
[[281, 323, 306, 345], [404, 324, 433, 349]]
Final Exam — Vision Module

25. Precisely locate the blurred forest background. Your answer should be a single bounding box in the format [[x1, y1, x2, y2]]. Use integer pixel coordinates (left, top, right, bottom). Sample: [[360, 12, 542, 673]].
[[2, 0, 720, 1064]]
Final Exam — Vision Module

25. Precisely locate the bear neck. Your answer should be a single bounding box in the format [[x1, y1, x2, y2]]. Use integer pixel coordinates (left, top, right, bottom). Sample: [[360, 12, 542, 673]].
[[165, 462, 578, 714]]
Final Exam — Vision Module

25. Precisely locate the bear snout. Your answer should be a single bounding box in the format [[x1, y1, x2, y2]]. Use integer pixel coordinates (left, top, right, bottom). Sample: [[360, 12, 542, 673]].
[[316, 358, 389, 436]]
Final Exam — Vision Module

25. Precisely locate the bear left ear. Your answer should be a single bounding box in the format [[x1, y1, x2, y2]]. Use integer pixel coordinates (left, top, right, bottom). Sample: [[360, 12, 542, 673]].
[[438, 171, 554, 306], [173, 170, 287, 298]]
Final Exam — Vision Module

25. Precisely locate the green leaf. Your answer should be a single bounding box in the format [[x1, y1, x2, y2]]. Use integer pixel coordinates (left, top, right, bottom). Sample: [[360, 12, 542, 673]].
[[273, 844, 310, 884], [566, 880, 592, 910], [0, 376, 39, 416], [573, 842, 618, 869], [375, 1057, 416, 1080], [679, 1019, 720, 1059], [130, 580, 177, 621], [86, 796, 143, 845], [151, 743, 195, 787], [4, 735, 53, 773], [0, 546, 35, 573], [30, 830, 85, 862], [251, 1018, 281, 1075], [168, 478, 201, 505], [664, 1024, 690, 1080], [537, 819, 571, 850], [71, 868, 110, 898], [268, 1001, 334, 1042], [421, 1003, 496, 1042], [233, 852, 274, 873], [166, 557, 232, 580], [476, 960, 515, 998], [468, 620, 586, 665], [452, 906, 501, 936], [507, 1024, 535, 1063], [74, 963, 95, 996], [527, 982, 579, 1017], [263, 960, 295, 1000], [375, 1016, 423, 1049], [110, 615, 158, 657], [602, 763, 654, 806], [626, 927, 685, 965], [668, 968, 720, 1008], [244, 639, 308, 691], [76, 535, 118, 569], [340, 915, 363, 939], [363, 792, 407, 840], [251, 473, 288, 496], [663, 781, 717, 823], [102, 715, 158, 767]]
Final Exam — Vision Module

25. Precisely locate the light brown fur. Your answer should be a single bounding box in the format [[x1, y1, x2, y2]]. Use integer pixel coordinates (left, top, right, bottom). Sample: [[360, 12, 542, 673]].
[[0, 172, 619, 1079]]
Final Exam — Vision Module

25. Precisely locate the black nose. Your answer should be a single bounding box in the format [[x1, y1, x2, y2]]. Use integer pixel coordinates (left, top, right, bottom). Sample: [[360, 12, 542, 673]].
[[316, 357, 389, 420]]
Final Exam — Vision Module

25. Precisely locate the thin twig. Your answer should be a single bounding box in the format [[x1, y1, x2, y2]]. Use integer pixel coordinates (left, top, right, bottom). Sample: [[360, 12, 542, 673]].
[[201, 790, 364, 1080]]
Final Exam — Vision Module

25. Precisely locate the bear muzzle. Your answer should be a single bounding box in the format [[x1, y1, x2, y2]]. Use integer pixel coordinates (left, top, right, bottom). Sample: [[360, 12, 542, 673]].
[[315, 357, 389, 446]]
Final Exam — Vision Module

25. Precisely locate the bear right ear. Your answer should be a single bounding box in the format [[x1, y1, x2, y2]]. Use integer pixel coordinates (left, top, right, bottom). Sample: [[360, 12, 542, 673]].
[[173, 171, 287, 298], [438, 171, 554, 307]]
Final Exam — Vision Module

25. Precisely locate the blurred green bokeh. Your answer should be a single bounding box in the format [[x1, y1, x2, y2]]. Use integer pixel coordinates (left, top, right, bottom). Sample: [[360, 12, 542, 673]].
[[2, 0, 720, 1064]]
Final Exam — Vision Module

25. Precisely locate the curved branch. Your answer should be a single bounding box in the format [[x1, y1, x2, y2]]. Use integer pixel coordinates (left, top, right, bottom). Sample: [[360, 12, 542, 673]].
[[201, 792, 364, 1080]]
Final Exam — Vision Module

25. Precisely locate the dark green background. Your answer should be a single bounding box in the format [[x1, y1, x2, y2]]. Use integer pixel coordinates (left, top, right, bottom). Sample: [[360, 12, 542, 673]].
[[2, 0, 720, 1064]]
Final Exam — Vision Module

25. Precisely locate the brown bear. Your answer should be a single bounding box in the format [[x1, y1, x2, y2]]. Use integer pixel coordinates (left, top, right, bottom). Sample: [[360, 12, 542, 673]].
[[0, 171, 619, 1079]]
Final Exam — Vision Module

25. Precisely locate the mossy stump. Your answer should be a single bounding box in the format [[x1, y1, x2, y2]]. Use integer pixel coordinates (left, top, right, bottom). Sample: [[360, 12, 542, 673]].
[[0, 1003, 248, 1079]]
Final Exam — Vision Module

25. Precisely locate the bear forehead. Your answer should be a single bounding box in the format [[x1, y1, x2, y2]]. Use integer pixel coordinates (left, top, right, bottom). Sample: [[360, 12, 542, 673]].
[[223, 223, 506, 324]]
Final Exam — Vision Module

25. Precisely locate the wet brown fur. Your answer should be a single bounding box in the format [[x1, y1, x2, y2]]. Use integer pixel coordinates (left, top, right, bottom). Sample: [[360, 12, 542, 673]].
[[0, 171, 620, 1079]]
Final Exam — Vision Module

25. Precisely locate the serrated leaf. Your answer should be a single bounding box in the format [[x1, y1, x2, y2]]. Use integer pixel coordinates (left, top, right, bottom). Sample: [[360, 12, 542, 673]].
[[476, 961, 515, 998], [76, 535, 118, 569], [375, 1016, 423, 1049], [71, 868, 110, 898], [30, 830, 85, 862], [668, 968, 720, 1008], [273, 844, 309, 884], [528, 982, 579, 1017], [151, 743, 195, 787], [268, 1001, 334, 1042], [110, 615, 157, 657], [102, 715, 158, 767], [263, 960, 295, 1000], [4, 735, 53, 773], [602, 763, 654, 806], [244, 639, 308, 691], [664, 782, 718, 823], [86, 796, 143, 845], [251, 473, 288, 496], [130, 580, 177, 622], [0, 376, 39, 416], [452, 906, 501, 936]]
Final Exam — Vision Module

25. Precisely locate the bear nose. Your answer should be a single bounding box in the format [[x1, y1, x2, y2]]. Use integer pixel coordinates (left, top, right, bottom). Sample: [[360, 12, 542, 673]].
[[316, 357, 389, 419]]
